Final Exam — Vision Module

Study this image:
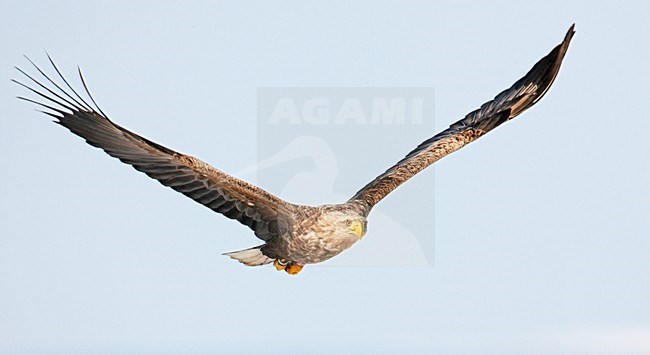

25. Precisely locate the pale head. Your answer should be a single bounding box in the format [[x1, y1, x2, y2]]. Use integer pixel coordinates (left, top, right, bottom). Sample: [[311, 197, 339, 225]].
[[319, 207, 367, 239]]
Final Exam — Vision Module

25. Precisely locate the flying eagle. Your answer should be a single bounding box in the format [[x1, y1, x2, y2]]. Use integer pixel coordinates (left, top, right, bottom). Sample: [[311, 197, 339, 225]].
[[15, 25, 574, 275]]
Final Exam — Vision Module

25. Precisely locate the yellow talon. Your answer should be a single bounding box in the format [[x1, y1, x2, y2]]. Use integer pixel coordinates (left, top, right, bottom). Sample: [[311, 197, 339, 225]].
[[274, 259, 287, 271], [285, 263, 303, 275]]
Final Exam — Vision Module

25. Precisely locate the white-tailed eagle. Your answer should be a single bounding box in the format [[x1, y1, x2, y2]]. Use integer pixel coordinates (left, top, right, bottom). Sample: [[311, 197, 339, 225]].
[[15, 25, 574, 275]]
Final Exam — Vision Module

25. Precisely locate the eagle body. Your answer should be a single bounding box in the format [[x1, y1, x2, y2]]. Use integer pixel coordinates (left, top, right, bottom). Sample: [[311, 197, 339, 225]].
[[15, 25, 575, 275], [226, 204, 367, 270], [274, 205, 367, 264]]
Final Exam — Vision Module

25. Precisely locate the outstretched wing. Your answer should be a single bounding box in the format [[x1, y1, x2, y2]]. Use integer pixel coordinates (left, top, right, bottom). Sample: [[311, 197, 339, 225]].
[[14, 56, 294, 241], [349, 25, 575, 213]]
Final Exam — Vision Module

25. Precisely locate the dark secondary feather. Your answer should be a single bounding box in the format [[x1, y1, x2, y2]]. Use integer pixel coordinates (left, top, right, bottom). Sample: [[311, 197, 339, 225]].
[[14, 56, 295, 242], [348, 25, 575, 213]]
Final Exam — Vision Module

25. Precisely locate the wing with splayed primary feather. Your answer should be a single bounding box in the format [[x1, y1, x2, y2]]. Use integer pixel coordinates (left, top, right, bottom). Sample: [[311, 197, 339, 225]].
[[348, 25, 575, 213], [14, 55, 295, 241]]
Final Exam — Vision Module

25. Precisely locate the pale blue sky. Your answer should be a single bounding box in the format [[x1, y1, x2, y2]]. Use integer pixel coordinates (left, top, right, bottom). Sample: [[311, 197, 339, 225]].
[[2, 1, 649, 353]]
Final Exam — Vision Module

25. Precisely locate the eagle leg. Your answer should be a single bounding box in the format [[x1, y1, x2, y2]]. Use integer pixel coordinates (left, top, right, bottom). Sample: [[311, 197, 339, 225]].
[[273, 259, 287, 271], [285, 262, 304, 275]]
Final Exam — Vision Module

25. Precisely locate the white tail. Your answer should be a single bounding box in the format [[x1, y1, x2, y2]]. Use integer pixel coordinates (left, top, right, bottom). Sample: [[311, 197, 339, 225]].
[[223, 245, 273, 266]]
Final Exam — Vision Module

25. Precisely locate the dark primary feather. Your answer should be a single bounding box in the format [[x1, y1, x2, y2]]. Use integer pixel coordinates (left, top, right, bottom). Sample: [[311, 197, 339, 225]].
[[14, 57, 296, 241], [348, 25, 575, 213]]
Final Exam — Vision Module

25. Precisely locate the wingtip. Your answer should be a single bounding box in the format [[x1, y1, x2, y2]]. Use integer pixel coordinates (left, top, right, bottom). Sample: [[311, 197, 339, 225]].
[[565, 23, 576, 43]]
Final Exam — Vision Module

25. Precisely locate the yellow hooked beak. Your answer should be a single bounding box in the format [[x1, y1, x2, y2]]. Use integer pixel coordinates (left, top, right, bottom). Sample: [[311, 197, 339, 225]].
[[349, 220, 365, 239]]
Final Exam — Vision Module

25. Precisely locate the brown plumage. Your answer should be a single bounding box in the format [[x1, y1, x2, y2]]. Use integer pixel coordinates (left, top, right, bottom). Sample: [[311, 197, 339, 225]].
[[349, 25, 575, 212], [15, 25, 574, 275]]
